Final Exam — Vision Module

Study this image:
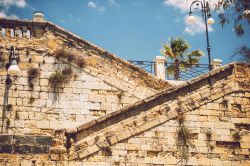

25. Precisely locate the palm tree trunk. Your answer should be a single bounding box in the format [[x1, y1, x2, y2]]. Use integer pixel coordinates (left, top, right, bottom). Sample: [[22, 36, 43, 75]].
[[174, 59, 180, 80]]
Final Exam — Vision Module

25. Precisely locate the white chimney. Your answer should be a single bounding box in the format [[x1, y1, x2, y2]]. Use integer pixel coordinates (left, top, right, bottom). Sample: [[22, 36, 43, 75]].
[[211, 59, 223, 69], [33, 11, 44, 22], [154, 56, 166, 80]]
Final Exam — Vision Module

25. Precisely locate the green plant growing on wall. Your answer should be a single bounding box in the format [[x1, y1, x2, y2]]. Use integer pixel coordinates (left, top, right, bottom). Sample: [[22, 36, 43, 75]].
[[54, 48, 86, 68], [55, 48, 67, 59], [206, 130, 214, 152], [177, 114, 185, 125], [76, 57, 86, 68], [62, 67, 73, 82], [206, 130, 212, 141], [117, 92, 124, 104], [29, 96, 35, 104], [26, 48, 30, 56], [27, 68, 40, 90], [6, 119, 10, 129], [176, 114, 194, 165], [15, 111, 19, 120], [221, 98, 228, 109], [232, 130, 241, 142], [177, 126, 192, 163], [101, 146, 112, 156], [0, 51, 7, 69], [48, 67, 73, 100], [94, 135, 100, 144], [6, 104, 13, 112]]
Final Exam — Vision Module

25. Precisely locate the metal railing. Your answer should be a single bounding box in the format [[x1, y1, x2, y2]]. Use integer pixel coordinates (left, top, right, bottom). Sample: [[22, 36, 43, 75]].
[[128, 60, 210, 81]]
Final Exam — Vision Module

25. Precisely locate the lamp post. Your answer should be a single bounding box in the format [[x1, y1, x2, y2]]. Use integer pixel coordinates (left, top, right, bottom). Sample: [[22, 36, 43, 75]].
[[7, 46, 21, 76], [1, 46, 21, 133], [188, 0, 214, 71]]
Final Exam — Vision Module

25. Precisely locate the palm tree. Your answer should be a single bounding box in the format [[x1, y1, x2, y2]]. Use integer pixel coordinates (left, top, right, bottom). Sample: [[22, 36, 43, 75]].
[[162, 37, 204, 80]]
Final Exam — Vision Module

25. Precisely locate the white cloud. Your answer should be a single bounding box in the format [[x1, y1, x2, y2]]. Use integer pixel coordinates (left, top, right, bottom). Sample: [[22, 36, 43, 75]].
[[0, 0, 26, 8], [0, 0, 27, 18], [163, 0, 216, 35], [87, 1, 106, 13], [0, 10, 18, 18], [184, 15, 213, 35], [108, 0, 119, 6], [163, 0, 192, 12], [88, 1, 97, 8], [97, 6, 106, 13], [163, 0, 221, 12], [0, 10, 7, 17]]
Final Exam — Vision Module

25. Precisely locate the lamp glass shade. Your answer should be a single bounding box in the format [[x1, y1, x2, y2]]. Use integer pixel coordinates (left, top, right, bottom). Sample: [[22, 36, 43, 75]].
[[207, 17, 214, 25], [187, 15, 196, 24], [8, 60, 21, 76]]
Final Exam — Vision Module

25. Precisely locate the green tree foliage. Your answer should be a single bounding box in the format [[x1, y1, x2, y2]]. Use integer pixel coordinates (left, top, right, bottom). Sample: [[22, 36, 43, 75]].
[[162, 37, 204, 80], [215, 0, 250, 37], [232, 45, 250, 63]]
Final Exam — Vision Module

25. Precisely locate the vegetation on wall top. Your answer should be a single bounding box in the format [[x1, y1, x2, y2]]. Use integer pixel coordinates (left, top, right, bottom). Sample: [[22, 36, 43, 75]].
[[54, 48, 86, 69], [0, 51, 7, 69]]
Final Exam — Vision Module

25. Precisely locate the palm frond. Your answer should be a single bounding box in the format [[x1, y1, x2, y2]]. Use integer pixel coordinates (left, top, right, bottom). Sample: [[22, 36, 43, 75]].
[[166, 64, 175, 76], [170, 37, 189, 57], [163, 44, 175, 59]]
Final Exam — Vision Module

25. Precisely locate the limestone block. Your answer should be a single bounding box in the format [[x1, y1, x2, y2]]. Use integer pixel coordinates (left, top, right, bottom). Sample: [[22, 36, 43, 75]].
[[76, 115, 86, 122], [111, 103, 120, 111], [79, 94, 89, 101], [89, 94, 105, 103], [97, 162, 111, 166], [84, 102, 101, 110], [40, 79, 49, 87], [215, 129, 230, 136], [50, 121, 63, 130], [100, 103, 112, 111], [84, 81, 100, 90], [44, 56, 55, 64], [207, 103, 220, 110], [126, 143, 140, 151], [80, 109, 90, 115], [72, 88, 82, 94], [81, 162, 98, 166], [71, 100, 83, 109], [99, 82, 112, 90], [18, 91, 30, 98], [28, 112, 35, 119], [50, 154, 60, 161], [37, 120, 50, 129], [24, 120, 37, 128], [63, 121, 76, 129], [18, 112, 29, 120], [14, 120, 25, 128], [241, 142, 250, 148], [164, 156, 178, 164], [67, 162, 82, 166]]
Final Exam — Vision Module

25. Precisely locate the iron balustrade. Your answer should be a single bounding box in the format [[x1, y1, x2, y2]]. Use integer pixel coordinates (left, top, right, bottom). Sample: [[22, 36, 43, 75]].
[[128, 60, 210, 81]]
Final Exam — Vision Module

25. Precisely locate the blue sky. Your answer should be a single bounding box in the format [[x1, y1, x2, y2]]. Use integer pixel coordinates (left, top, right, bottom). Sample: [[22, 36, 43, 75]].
[[0, 0, 249, 64]]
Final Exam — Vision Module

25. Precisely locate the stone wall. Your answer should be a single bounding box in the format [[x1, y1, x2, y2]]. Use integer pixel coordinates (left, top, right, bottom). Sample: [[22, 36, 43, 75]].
[[0, 18, 169, 136], [0, 17, 249, 166], [60, 63, 249, 165], [80, 91, 250, 166], [0, 63, 249, 166]]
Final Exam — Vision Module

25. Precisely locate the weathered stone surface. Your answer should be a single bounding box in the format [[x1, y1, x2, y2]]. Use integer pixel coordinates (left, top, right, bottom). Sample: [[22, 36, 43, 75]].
[[36, 136, 53, 146], [0, 17, 250, 166]]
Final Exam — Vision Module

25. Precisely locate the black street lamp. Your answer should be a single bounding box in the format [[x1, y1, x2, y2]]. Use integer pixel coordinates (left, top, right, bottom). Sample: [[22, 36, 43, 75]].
[[188, 0, 214, 71]]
